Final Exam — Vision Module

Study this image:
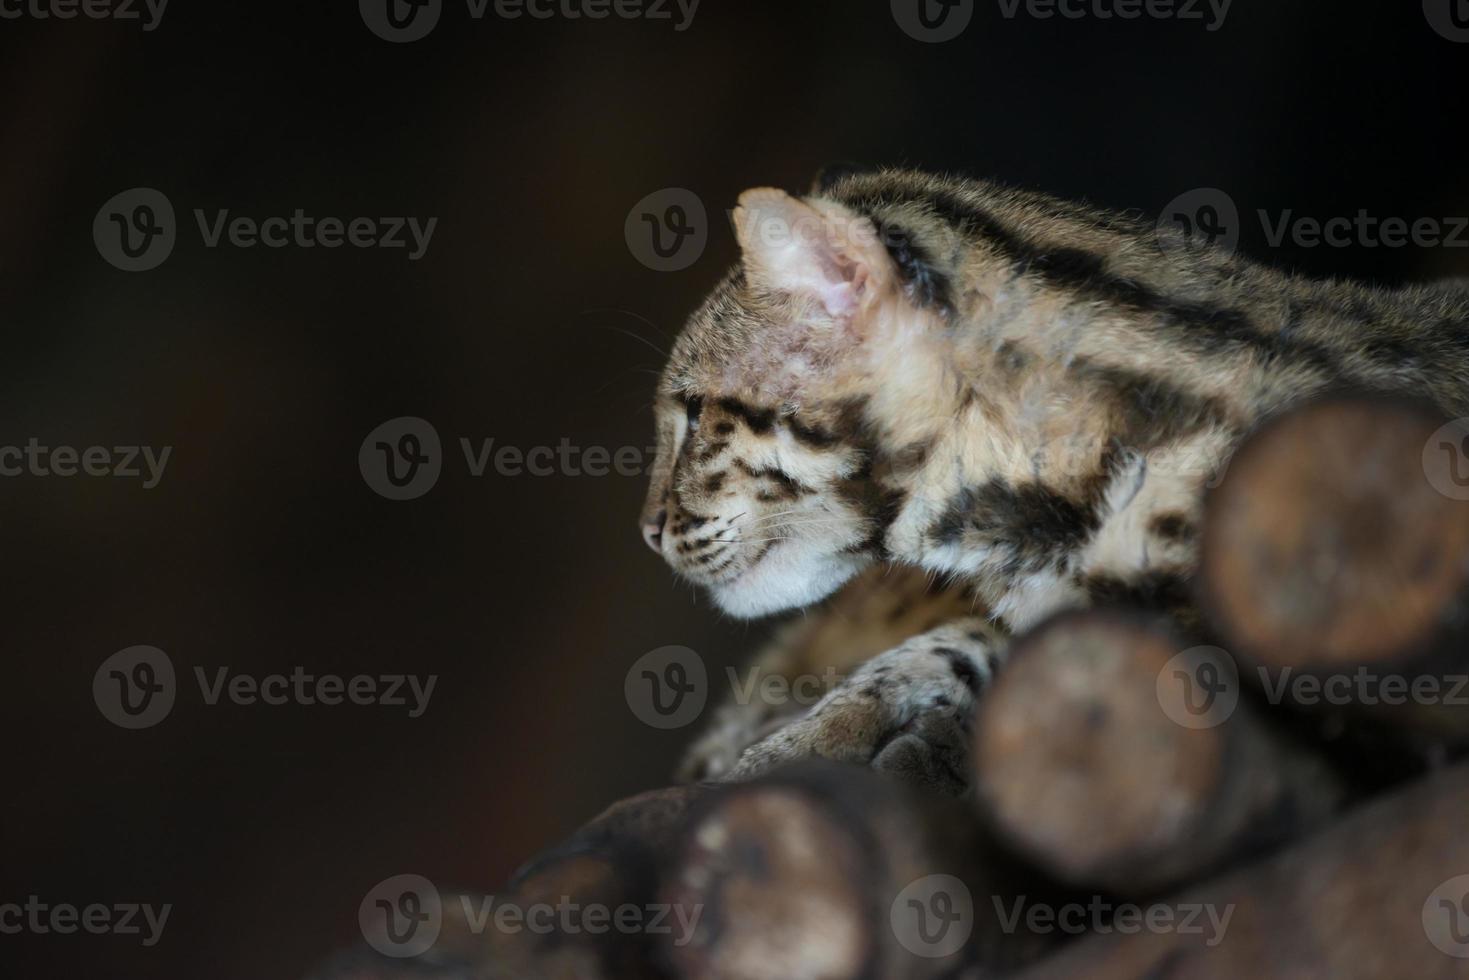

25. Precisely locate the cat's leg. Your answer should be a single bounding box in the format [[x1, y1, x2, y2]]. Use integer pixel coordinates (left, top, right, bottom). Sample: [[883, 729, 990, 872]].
[[723, 616, 1007, 795], [677, 565, 979, 782], [1064, 441, 1219, 631]]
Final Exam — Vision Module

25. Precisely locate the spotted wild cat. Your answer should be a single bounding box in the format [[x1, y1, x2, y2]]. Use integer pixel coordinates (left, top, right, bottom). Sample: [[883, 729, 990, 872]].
[[642, 167, 1469, 787]]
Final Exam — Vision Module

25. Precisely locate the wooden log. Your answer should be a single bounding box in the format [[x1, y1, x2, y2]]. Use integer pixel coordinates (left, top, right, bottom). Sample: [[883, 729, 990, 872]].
[[481, 785, 707, 980], [972, 610, 1345, 897], [1199, 396, 1469, 741], [1009, 762, 1469, 980], [657, 762, 1061, 980], [574, 784, 710, 852]]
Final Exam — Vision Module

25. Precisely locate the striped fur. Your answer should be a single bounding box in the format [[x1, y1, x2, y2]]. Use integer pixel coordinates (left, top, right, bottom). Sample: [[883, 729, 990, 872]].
[[677, 564, 987, 783], [642, 168, 1469, 630]]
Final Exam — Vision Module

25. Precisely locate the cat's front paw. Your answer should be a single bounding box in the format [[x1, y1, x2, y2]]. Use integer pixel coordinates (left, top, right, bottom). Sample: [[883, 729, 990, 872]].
[[677, 712, 779, 783], [677, 725, 744, 784], [724, 620, 1004, 795]]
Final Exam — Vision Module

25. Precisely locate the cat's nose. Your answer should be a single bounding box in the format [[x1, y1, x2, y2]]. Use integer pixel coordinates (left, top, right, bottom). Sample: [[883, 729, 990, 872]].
[[641, 509, 667, 554]]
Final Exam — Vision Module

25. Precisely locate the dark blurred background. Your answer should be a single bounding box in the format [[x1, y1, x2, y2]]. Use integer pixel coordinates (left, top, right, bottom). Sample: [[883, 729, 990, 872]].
[[0, 1, 1464, 976]]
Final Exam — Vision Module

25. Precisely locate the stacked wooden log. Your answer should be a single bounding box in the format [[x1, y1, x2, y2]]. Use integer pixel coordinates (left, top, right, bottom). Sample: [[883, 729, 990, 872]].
[[331, 396, 1469, 979]]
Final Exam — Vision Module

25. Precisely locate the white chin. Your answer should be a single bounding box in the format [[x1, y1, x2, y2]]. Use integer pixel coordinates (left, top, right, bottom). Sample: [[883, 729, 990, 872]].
[[706, 544, 871, 619]]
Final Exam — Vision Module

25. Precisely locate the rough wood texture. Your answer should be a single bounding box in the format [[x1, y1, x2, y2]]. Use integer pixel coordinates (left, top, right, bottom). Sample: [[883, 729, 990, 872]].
[[658, 762, 1060, 980], [1200, 396, 1469, 740], [972, 610, 1345, 896], [482, 785, 707, 980], [1009, 762, 1469, 980]]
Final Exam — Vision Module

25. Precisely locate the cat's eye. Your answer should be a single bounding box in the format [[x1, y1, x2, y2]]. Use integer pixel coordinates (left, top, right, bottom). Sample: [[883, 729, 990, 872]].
[[685, 396, 704, 432]]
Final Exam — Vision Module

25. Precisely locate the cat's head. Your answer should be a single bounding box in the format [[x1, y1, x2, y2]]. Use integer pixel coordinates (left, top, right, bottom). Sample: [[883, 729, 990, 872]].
[[640, 185, 955, 618]]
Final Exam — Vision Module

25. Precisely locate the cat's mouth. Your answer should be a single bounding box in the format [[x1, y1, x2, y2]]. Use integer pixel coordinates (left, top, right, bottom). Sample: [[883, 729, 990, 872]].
[[665, 523, 776, 594], [666, 515, 872, 619]]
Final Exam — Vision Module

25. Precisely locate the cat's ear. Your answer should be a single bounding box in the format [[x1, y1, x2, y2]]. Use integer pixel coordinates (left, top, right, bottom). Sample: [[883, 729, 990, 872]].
[[733, 188, 893, 320]]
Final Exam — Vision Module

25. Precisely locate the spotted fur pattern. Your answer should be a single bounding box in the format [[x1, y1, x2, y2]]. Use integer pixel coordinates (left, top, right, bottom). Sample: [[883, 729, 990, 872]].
[[677, 564, 994, 791], [644, 168, 1469, 785]]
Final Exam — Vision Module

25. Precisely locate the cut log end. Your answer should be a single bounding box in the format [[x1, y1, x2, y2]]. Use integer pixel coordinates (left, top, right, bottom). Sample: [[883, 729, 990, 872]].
[[1202, 396, 1469, 670], [974, 611, 1228, 887], [660, 785, 876, 980], [974, 611, 1346, 895]]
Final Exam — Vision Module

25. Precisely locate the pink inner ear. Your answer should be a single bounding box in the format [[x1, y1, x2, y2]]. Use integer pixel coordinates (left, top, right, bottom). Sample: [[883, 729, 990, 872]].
[[816, 262, 866, 318], [735, 189, 877, 320]]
